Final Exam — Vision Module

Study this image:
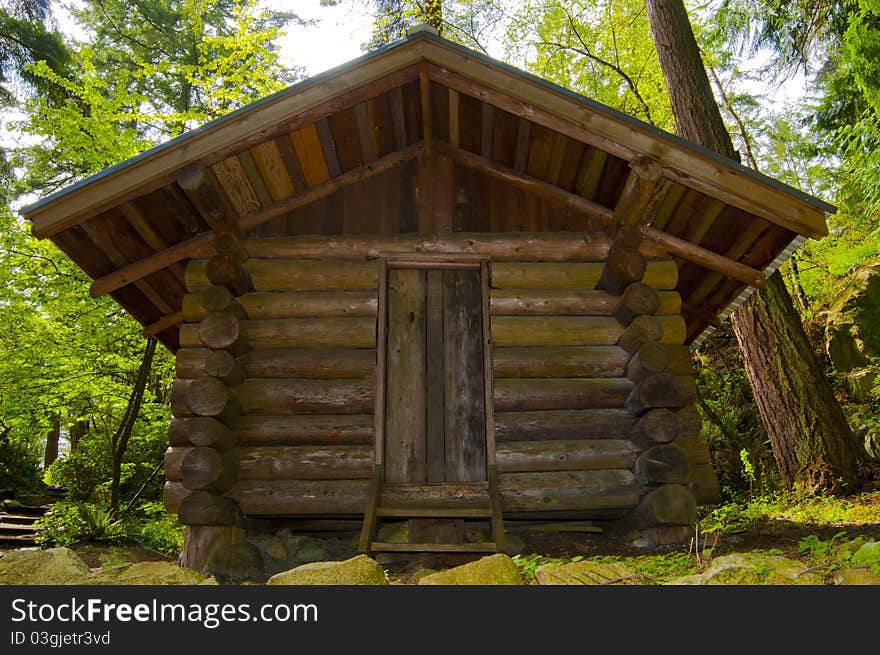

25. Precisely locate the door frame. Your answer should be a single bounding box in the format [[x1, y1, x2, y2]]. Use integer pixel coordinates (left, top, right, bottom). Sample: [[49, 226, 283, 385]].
[[371, 255, 496, 480]]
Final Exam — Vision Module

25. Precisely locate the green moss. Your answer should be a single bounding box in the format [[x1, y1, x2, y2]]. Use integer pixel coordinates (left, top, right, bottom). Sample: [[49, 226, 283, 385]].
[[418, 554, 523, 585], [0, 548, 91, 585], [267, 555, 388, 585]]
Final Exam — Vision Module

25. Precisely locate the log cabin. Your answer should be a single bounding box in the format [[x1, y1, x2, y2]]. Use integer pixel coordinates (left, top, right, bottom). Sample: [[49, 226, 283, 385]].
[[20, 25, 833, 569]]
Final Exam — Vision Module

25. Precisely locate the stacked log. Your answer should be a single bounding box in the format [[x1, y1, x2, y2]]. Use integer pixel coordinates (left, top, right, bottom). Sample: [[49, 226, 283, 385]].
[[489, 250, 681, 517], [166, 233, 719, 527], [597, 236, 703, 530], [170, 236, 253, 572], [171, 249, 380, 527]]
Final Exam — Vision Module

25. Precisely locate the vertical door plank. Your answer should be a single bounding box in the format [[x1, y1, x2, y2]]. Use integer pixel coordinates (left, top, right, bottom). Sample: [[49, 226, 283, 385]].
[[443, 269, 487, 483], [425, 270, 445, 483], [384, 269, 427, 483]]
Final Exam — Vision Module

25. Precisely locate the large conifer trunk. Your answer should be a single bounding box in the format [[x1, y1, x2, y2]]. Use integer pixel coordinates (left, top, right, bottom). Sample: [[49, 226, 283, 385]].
[[646, 0, 864, 493]]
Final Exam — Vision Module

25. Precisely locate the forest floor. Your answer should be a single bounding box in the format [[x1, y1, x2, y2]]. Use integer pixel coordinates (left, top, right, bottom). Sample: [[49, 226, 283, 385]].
[[4, 490, 879, 584]]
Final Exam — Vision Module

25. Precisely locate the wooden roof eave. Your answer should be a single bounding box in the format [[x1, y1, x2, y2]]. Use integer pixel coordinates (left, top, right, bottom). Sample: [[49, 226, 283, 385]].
[[22, 40, 431, 238], [21, 30, 831, 243], [417, 37, 832, 239]]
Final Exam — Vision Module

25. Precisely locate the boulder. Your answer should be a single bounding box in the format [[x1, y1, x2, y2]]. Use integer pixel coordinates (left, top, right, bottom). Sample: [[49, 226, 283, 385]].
[[535, 560, 638, 585], [377, 522, 408, 544], [90, 561, 213, 585], [824, 261, 880, 399], [418, 554, 523, 585], [852, 541, 880, 567], [206, 542, 265, 583], [0, 548, 92, 585], [267, 554, 388, 585], [833, 568, 880, 585], [250, 536, 288, 575], [285, 536, 328, 565], [18, 493, 56, 507], [666, 552, 823, 585]]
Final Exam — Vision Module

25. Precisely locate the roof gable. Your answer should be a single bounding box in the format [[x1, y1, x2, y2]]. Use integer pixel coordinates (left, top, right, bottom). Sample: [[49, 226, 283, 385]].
[[20, 27, 832, 349]]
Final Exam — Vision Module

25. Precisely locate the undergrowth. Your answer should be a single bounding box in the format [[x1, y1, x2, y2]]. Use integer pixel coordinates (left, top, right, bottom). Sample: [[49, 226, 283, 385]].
[[699, 489, 880, 534]]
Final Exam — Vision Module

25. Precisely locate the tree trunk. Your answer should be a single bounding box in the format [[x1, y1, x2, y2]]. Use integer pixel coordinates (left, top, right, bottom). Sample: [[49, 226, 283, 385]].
[[44, 415, 60, 469], [786, 255, 810, 316], [646, 0, 864, 493], [68, 418, 89, 452], [110, 337, 158, 515]]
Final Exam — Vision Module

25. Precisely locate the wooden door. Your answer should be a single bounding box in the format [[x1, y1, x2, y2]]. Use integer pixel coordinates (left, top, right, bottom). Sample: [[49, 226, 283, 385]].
[[383, 265, 488, 486]]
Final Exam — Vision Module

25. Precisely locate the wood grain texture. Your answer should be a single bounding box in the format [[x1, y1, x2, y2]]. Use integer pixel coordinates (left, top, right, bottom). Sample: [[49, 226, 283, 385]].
[[443, 269, 486, 483], [384, 268, 427, 483]]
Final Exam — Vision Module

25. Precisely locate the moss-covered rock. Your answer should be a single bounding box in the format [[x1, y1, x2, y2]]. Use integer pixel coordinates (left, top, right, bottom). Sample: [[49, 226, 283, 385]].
[[535, 560, 638, 585], [90, 561, 212, 585], [0, 548, 92, 585], [852, 541, 880, 567], [666, 553, 823, 585], [418, 554, 523, 585], [267, 554, 388, 585], [206, 542, 265, 583], [377, 522, 408, 544], [825, 261, 880, 399], [833, 568, 880, 585]]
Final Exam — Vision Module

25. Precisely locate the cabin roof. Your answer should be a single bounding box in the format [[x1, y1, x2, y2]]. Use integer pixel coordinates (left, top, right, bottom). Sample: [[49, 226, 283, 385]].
[[20, 26, 833, 350]]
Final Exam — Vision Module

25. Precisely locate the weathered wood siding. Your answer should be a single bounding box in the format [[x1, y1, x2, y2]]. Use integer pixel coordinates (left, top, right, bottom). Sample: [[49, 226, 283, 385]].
[[166, 232, 716, 518]]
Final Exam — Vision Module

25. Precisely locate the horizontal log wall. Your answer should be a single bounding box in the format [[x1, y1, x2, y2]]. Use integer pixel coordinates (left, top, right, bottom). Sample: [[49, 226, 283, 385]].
[[169, 252, 382, 521], [167, 234, 691, 520], [485, 250, 683, 515]]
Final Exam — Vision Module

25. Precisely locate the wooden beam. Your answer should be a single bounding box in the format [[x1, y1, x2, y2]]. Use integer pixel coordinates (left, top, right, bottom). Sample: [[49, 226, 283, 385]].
[[390, 86, 407, 149], [237, 150, 273, 209], [448, 89, 459, 147], [547, 133, 567, 186], [419, 65, 432, 157], [480, 102, 494, 158], [424, 57, 829, 239], [575, 148, 608, 200], [436, 141, 612, 225], [314, 117, 342, 178], [239, 142, 423, 232], [177, 165, 241, 235], [641, 225, 766, 287], [609, 155, 663, 235], [90, 232, 216, 298], [513, 118, 531, 172], [274, 133, 307, 193], [354, 102, 376, 163], [144, 311, 183, 336]]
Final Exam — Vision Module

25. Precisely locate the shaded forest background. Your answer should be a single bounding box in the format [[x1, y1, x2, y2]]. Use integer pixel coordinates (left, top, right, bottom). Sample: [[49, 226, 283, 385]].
[[1, 0, 878, 553]]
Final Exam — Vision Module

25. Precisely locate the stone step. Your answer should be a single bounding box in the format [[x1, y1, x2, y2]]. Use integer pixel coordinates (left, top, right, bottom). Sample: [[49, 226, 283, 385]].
[[0, 522, 37, 533], [0, 514, 40, 525]]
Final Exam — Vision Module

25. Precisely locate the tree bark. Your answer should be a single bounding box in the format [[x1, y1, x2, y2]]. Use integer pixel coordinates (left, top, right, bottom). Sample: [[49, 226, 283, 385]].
[[44, 415, 60, 469], [645, 0, 865, 493], [110, 337, 158, 515]]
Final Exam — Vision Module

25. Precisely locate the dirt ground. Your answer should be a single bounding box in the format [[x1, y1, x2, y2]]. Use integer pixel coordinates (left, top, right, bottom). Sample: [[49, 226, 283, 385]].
[[5, 491, 879, 584]]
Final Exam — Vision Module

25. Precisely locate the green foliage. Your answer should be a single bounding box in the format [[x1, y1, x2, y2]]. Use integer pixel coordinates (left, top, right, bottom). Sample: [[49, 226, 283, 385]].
[[798, 530, 848, 556], [0, 429, 42, 492], [35, 500, 184, 555], [131, 501, 185, 555], [0, 5, 70, 106], [36, 501, 123, 546], [1, 0, 295, 537], [506, 0, 674, 129], [701, 489, 880, 534], [850, 540, 880, 571]]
